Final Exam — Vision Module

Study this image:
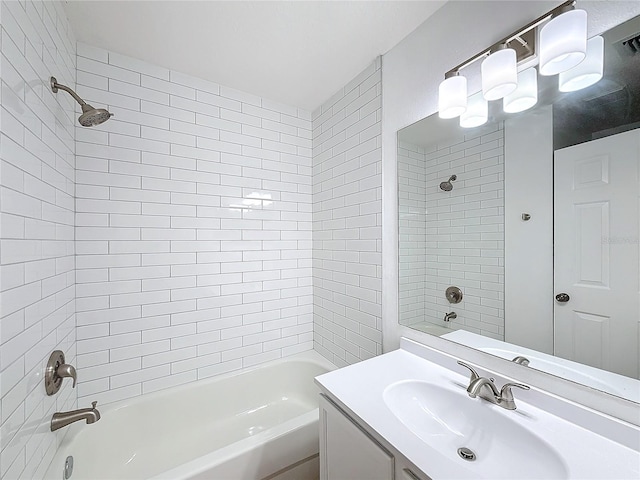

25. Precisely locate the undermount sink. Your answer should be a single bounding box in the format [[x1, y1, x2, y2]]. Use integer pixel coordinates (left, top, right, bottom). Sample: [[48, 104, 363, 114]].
[[383, 380, 569, 480]]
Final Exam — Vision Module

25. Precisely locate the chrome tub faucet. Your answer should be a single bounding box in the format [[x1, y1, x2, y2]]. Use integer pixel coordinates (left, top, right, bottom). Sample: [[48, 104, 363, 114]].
[[457, 361, 530, 410], [51, 401, 101, 431], [444, 311, 457, 322]]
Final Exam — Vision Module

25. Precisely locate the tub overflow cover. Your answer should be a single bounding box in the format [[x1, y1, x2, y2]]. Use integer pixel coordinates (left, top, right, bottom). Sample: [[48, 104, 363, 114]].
[[64, 456, 74, 479]]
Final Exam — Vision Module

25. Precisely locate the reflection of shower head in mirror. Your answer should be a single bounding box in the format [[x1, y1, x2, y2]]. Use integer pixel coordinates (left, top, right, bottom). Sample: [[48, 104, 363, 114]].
[[439, 175, 457, 191]]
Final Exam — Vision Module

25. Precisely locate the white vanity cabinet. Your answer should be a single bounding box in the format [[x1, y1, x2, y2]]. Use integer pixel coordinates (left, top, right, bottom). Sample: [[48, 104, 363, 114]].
[[319, 394, 429, 480]]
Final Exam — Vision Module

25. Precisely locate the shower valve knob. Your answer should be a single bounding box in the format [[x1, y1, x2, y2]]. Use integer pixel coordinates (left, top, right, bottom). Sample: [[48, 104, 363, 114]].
[[45, 350, 77, 395], [445, 286, 463, 304]]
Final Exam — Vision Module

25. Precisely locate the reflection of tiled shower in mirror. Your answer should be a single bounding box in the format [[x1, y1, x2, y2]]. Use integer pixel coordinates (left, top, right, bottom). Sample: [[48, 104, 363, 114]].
[[398, 123, 505, 340]]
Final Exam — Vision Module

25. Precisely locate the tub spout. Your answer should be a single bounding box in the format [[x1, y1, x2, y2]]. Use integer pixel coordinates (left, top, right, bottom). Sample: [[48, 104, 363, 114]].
[[51, 401, 101, 432]]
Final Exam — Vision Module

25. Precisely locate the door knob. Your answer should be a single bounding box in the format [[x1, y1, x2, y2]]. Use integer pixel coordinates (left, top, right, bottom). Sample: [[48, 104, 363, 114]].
[[555, 293, 570, 303]]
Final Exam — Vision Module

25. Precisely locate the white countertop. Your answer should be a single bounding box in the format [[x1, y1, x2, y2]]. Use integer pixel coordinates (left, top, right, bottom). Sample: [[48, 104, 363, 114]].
[[315, 338, 640, 480]]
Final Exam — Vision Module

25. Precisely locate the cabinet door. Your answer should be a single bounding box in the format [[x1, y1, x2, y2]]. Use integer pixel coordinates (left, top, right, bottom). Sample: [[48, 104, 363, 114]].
[[400, 469, 423, 480], [319, 395, 394, 480], [396, 460, 431, 480]]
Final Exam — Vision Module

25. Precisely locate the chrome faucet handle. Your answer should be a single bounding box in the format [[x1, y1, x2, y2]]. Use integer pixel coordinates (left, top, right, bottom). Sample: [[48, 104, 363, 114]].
[[499, 382, 530, 409], [512, 356, 530, 366], [457, 360, 480, 383], [57, 363, 77, 388], [501, 382, 530, 394], [92, 401, 97, 408]]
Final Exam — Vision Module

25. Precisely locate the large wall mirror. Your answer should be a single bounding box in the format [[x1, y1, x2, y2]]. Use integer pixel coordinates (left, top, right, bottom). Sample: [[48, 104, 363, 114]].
[[398, 14, 640, 404]]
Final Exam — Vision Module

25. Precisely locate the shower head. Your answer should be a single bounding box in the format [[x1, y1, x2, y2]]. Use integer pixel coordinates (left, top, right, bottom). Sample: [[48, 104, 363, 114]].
[[79, 104, 113, 127], [50, 76, 112, 127], [439, 175, 457, 191]]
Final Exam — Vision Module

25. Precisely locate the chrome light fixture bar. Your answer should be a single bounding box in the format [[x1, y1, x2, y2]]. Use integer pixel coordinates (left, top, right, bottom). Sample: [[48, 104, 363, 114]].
[[438, 0, 594, 120]]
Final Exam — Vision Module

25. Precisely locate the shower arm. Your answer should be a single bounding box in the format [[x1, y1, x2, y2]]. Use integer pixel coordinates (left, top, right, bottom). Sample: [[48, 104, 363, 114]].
[[50, 77, 87, 107]]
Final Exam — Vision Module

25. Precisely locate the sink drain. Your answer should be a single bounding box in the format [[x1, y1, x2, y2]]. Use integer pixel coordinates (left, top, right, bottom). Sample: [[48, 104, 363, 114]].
[[457, 447, 476, 461]]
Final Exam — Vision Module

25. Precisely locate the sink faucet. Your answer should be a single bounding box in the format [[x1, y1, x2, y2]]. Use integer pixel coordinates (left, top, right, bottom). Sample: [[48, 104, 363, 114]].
[[51, 401, 101, 431], [467, 375, 501, 398], [457, 361, 530, 410]]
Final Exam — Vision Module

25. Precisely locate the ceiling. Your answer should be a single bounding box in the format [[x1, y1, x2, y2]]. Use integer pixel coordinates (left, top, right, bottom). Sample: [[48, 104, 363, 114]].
[[63, 1, 446, 112]]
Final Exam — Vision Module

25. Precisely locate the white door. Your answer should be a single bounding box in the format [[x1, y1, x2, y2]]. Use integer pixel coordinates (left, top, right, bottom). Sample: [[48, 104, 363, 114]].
[[554, 129, 640, 379]]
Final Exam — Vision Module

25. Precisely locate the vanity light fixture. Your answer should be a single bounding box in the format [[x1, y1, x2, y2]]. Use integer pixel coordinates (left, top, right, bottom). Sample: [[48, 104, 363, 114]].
[[503, 67, 538, 113], [460, 92, 488, 128], [539, 7, 588, 76], [558, 35, 604, 92], [437, 0, 592, 123], [438, 72, 468, 119], [481, 46, 518, 101]]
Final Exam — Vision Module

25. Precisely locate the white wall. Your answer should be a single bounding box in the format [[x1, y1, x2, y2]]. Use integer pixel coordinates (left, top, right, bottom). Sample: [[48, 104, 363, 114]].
[[0, 1, 77, 478], [504, 106, 553, 353], [312, 60, 382, 367], [381, 0, 640, 352], [74, 43, 314, 406]]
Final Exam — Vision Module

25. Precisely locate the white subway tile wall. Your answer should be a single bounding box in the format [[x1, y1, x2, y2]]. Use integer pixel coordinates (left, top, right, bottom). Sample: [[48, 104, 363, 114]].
[[398, 142, 427, 327], [74, 43, 314, 406], [311, 60, 382, 366], [421, 124, 505, 338], [0, 1, 77, 478]]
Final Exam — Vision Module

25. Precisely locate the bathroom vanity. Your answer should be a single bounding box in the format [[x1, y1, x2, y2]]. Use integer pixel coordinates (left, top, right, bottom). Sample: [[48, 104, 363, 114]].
[[315, 338, 640, 480], [319, 395, 426, 480]]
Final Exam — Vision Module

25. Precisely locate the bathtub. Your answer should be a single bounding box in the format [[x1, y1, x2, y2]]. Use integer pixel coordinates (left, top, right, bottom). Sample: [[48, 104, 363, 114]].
[[44, 350, 334, 480]]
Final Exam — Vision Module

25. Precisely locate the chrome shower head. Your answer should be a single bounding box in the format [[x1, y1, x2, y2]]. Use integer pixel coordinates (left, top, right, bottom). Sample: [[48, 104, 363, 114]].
[[79, 103, 112, 127], [439, 175, 457, 191], [50, 76, 112, 127]]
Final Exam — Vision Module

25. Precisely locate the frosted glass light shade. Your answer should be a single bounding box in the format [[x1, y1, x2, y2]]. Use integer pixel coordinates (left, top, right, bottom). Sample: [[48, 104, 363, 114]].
[[539, 9, 587, 76], [481, 48, 517, 101], [503, 67, 538, 113], [559, 36, 604, 92], [460, 92, 488, 128], [438, 75, 468, 119]]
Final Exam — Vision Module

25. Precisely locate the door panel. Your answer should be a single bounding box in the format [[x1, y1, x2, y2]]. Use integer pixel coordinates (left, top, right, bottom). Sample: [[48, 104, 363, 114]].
[[554, 129, 640, 379], [574, 201, 609, 287]]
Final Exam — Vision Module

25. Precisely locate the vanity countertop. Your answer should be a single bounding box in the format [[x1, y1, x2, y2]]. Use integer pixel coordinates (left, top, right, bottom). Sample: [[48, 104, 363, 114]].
[[315, 338, 640, 480]]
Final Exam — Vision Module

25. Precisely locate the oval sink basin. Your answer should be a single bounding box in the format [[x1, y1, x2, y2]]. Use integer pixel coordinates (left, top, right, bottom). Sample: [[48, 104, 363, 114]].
[[383, 381, 568, 479]]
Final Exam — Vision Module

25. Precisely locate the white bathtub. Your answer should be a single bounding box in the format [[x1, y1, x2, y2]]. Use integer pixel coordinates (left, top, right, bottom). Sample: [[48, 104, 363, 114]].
[[44, 351, 334, 480]]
